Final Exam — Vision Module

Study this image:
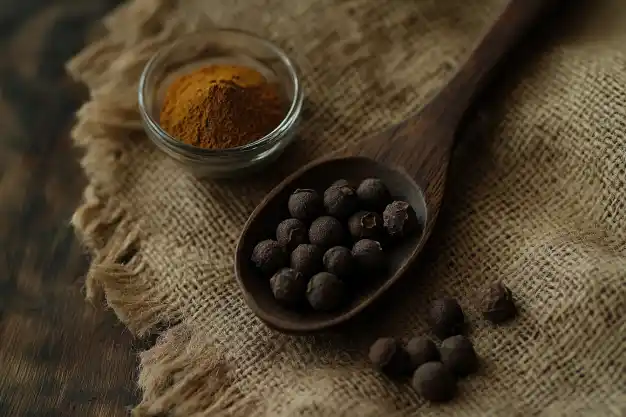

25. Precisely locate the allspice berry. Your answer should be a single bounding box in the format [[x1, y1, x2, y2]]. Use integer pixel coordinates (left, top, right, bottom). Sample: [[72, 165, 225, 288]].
[[309, 216, 346, 248], [251, 239, 287, 275], [270, 268, 308, 307], [411, 362, 456, 403], [348, 211, 384, 241], [383, 200, 419, 239], [439, 335, 478, 376], [290, 244, 324, 278], [306, 272, 345, 311], [276, 218, 308, 251], [481, 281, 517, 324], [356, 178, 391, 211], [368, 337, 412, 377], [352, 239, 385, 273], [429, 297, 465, 339], [288, 189, 323, 223], [322, 246, 355, 279], [323, 183, 359, 219], [406, 337, 439, 371]]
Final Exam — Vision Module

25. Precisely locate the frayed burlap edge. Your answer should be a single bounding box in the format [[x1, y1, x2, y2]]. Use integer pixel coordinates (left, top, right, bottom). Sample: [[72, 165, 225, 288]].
[[68, 1, 250, 415]]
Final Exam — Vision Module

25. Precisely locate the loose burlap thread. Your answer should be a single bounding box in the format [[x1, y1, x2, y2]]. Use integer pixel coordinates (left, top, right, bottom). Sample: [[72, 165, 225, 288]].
[[68, 0, 626, 415]]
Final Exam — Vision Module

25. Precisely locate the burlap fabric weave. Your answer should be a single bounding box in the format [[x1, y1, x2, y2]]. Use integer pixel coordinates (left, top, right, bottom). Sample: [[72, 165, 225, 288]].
[[68, 0, 626, 415]]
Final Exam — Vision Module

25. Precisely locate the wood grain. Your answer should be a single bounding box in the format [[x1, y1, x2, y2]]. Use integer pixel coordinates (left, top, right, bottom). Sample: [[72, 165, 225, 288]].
[[235, 0, 560, 334], [0, 1, 137, 416]]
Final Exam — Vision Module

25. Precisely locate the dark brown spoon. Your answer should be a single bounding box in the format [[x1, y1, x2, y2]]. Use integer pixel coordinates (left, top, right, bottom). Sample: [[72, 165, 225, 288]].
[[235, 0, 557, 334]]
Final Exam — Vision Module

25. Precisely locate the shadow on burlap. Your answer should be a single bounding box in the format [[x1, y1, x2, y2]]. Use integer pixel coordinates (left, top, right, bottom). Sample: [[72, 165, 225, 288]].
[[67, 0, 626, 415]]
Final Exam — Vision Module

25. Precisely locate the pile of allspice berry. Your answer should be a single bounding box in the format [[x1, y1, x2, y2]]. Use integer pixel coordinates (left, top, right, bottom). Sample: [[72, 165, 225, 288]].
[[368, 283, 518, 403], [250, 178, 421, 312]]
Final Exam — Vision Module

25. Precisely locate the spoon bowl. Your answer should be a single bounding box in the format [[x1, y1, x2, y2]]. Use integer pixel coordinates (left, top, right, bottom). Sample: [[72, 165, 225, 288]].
[[235, 157, 428, 332], [234, 0, 558, 333]]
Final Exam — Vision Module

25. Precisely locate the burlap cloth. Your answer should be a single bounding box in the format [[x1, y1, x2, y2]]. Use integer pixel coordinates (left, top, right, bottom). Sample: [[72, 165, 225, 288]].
[[67, 0, 626, 415]]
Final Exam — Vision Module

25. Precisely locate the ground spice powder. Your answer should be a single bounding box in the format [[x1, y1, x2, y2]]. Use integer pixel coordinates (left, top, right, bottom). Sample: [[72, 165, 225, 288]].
[[159, 65, 286, 149]]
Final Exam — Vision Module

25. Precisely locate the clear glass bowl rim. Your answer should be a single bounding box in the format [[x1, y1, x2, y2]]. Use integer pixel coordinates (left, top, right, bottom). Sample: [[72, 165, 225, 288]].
[[137, 28, 303, 157]]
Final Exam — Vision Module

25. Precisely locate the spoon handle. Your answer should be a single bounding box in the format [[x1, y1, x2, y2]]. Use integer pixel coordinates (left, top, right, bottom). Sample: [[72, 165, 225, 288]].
[[428, 0, 559, 127]]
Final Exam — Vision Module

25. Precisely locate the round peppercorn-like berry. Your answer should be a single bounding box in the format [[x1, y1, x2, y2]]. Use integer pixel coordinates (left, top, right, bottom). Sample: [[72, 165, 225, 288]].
[[290, 244, 324, 278], [352, 239, 385, 273], [406, 337, 439, 371], [411, 362, 457, 403], [309, 216, 346, 248], [356, 178, 391, 211], [348, 211, 384, 241], [288, 189, 323, 223], [481, 281, 517, 324], [251, 239, 287, 275], [322, 246, 355, 279], [429, 297, 465, 339], [306, 272, 345, 311], [276, 218, 308, 251], [368, 337, 412, 377], [270, 268, 308, 307], [323, 184, 359, 219], [439, 335, 478, 376], [383, 200, 419, 239]]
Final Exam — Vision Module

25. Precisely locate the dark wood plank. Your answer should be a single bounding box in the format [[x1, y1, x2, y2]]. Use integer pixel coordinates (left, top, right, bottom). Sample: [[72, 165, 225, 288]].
[[0, 1, 137, 416]]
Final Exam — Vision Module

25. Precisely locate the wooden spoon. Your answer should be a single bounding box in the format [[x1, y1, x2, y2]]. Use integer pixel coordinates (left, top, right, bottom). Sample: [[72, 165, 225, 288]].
[[235, 0, 557, 334]]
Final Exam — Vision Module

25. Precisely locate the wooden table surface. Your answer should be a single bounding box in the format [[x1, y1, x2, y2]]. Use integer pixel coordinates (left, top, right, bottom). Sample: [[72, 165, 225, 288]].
[[0, 1, 139, 415]]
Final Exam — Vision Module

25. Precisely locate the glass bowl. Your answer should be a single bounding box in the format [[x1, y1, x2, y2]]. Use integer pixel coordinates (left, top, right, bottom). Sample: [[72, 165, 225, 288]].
[[138, 29, 303, 178]]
